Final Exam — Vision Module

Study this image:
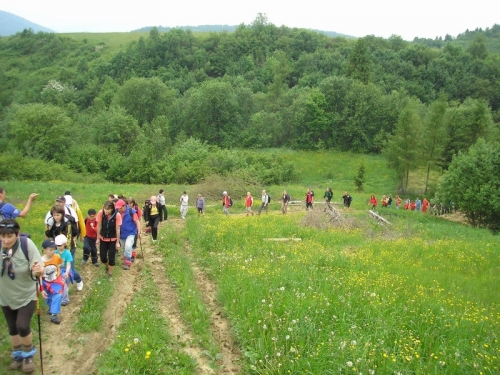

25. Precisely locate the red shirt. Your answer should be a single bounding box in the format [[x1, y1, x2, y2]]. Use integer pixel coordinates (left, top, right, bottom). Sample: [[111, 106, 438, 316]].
[[85, 217, 98, 239]]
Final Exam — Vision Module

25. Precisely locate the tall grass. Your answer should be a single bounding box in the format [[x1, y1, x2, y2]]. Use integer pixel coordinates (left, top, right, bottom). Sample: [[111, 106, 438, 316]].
[[186, 211, 499, 374]]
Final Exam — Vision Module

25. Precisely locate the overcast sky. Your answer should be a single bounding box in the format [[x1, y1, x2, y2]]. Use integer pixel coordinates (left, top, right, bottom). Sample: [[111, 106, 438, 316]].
[[1, 0, 498, 40]]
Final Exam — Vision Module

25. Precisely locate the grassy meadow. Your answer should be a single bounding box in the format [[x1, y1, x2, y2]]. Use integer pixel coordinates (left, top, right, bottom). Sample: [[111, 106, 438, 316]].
[[0, 150, 498, 374]]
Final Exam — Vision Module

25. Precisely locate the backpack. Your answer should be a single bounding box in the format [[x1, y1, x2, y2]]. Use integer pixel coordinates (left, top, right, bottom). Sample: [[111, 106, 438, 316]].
[[64, 207, 80, 237], [0, 202, 5, 221], [0, 234, 36, 281], [267, 195, 271, 203], [229, 197, 233, 207]]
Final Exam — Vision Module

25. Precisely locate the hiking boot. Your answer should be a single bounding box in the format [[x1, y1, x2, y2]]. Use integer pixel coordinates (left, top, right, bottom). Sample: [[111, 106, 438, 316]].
[[81, 259, 88, 265], [123, 265, 130, 270], [93, 262, 99, 267], [51, 315, 61, 324], [76, 281, 84, 291], [22, 356, 35, 373], [61, 301, 69, 306], [9, 358, 23, 370], [9, 350, 23, 370]]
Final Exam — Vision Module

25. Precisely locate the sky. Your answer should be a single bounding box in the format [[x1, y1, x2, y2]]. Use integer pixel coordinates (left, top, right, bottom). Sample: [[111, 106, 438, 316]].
[[1, 0, 499, 40]]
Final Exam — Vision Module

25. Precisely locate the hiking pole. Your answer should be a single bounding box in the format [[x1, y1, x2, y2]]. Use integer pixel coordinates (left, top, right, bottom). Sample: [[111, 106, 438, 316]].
[[36, 277, 44, 375], [139, 234, 145, 260]]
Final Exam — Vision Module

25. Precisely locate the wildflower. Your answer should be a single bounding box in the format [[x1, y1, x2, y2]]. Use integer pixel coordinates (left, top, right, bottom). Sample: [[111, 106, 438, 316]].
[[263, 324, 267, 330], [346, 361, 353, 367], [286, 335, 290, 340], [125, 348, 129, 352], [133, 338, 139, 344]]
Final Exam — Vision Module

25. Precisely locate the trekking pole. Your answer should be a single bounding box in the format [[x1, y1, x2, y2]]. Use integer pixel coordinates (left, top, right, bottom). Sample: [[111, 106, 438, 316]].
[[36, 277, 44, 375], [139, 235, 145, 260]]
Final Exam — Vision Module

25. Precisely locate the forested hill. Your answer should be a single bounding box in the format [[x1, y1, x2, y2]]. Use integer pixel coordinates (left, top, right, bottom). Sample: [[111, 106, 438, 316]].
[[0, 18, 499, 185], [133, 25, 354, 38]]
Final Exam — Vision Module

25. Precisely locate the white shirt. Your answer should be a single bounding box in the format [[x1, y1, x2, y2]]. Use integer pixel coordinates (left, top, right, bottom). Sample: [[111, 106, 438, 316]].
[[180, 195, 189, 206]]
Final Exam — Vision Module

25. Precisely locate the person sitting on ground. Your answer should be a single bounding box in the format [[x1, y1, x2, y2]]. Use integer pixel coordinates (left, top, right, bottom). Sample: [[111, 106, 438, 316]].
[[0, 219, 44, 372], [196, 194, 205, 216], [40, 238, 65, 325], [96, 201, 122, 276], [53, 235, 74, 307], [0, 187, 39, 220]]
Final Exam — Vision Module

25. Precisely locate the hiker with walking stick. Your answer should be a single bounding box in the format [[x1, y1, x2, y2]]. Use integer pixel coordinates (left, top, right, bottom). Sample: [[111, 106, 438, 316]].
[[0, 219, 44, 373]]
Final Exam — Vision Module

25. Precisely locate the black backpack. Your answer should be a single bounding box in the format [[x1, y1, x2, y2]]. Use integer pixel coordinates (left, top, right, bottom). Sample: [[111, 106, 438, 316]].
[[229, 197, 233, 207], [267, 195, 271, 203]]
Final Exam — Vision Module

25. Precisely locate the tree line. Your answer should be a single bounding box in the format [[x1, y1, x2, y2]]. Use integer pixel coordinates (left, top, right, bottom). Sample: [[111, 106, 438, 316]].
[[0, 16, 499, 190]]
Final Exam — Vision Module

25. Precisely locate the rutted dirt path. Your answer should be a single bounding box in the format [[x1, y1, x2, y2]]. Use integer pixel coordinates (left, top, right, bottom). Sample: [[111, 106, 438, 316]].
[[40, 218, 242, 374]]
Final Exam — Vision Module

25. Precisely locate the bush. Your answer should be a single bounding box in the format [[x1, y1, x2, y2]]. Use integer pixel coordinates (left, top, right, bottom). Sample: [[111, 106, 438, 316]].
[[437, 139, 500, 230]]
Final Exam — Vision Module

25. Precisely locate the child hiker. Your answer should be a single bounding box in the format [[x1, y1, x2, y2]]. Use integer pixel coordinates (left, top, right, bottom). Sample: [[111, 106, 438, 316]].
[[245, 192, 254, 216], [41, 239, 65, 325], [82, 208, 99, 266], [54, 235, 74, 306]]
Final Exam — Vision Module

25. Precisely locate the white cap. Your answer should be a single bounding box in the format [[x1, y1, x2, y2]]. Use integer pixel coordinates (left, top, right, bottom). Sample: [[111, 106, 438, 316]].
[[223, 191, 227, 195], [54, 234, 68, 246]]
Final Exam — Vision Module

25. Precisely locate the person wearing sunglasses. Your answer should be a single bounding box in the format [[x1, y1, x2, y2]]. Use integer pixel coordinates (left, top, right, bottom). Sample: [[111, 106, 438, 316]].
[[0, 219, 44, 373]]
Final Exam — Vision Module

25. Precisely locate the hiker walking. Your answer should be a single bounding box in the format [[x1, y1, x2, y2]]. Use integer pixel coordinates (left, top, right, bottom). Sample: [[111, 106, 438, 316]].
[[195, 194, 205, 216], [323, 188, 333, 211], [0, 219, 44, 373], [96, 201, 122, 276], [115, 199, 140, 270], [222, 191, 231, 215], [245, 192, 254, 216], [305, 189, 314, 210], [143, 196, 161, 242], [281, 191, 290, 214], [180, 192, 189, 219], [257, 190, 269, 215], [157, 189, 168, 221]]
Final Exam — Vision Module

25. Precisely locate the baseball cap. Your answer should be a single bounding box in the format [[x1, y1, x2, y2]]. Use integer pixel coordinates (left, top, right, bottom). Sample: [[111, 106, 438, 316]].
[[115, 199, 126, 209], [41, 239, 56, 249], [54, 234, 68, 246], [55, 195, 65, 202]]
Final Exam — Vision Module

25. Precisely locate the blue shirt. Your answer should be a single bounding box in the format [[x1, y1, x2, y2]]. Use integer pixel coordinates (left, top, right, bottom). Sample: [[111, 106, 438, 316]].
[[55, 249, 73, 268], [0, 201, 21, 219]]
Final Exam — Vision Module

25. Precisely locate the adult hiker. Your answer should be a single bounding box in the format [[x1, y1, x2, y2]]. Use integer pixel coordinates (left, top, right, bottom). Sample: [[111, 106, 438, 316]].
[[0, 219, 44, 373], [44, 196, 79, 255], [96, 201, 122, 277], [179, 191, 189, 220], [143, 196, 161, 242], [157, 189, 168, 221], [0, 187, 39, 220], [115, 199, 140, 270], [257, 190, 269, 215]]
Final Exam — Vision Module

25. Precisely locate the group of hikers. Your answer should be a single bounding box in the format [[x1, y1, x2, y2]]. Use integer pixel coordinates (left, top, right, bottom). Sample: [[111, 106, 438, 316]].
[[0, 187, 174, 373], [220, 188, 355, 215]]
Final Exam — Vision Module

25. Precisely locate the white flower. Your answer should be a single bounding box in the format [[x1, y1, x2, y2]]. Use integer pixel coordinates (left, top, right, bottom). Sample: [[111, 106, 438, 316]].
[[346, 361, 353, 367], [263, 324, 267, 330], [133, 338, 139, 344]]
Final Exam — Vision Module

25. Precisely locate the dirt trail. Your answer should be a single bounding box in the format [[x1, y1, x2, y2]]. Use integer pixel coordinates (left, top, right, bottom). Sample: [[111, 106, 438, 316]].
[[39, 218, 242, 375]]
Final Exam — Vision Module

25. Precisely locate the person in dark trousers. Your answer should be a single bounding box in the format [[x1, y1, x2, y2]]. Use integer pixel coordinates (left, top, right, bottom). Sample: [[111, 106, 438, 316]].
[[323, 188, 333, 211], [157, 189, 168, 222], [144, 196, 161, 242]]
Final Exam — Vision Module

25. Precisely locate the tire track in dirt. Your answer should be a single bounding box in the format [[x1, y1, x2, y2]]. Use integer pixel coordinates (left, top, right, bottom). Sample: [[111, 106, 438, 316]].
[[40, 246, 144, 375], [168, 218, 242, 374], [145, 224, 216, 374]]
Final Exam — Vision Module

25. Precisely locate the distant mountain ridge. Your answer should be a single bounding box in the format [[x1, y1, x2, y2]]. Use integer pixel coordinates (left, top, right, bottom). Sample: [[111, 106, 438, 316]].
[[132, 25, 355, 38], [0, 10, 54, 36]]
